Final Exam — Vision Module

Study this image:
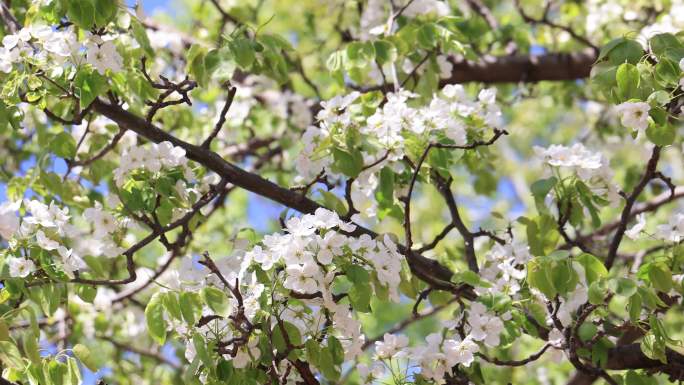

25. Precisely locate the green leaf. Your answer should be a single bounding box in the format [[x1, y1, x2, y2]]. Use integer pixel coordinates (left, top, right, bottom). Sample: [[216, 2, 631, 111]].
[[317, 345, 340, 381], [654, 58, 680, 86], [145, 292, 166, 345], [645, 122, 675, 146], [327, 336, 344, 365], [417, 23, 439, 49], [649, 33, 684, 61], [192, 333, 214, 370], [201, 286, 231, 316], [346, 41, 375, 68], [0, 320, 9, 341], [615, 277, 638, 297], [576, 180, 602, 228], [575, 253, 608, 284], [521, 215, 559, 256], [180, 291, 203, 325], [22, 333, 40, 364], [527, 257, 556, 298], [588, 280, 606, 305], [616, 63, 640, 101], [332, 148, 363, 178], [578, 323, 597, 342], [625, 370, 651, 385], [375, 167, 395, 208], [187, 45, 211, 87], [531, 176, 557, 212], [647, 90, 671, 107], [548, 258, 578, 295], [73, 344, 98, 371], [326, 50, 345, 72], [599, 38, 643, 65], [648, 263, 672, 292], [640, 332, 667, 363], [0, 341, 24, 370], [348, 281, 372, 313], [66, 0, 95, 29], [454, 270, 482, 286], [272, 322, 302, 354], [305, 339, 321, 367], [67, 357, 81, 385], [162, 292, 183, 321], [373, 40, 397, 64], [345, 264, 369, 284], [628, 293, 642, 322], [131, 18, 154, 57], [47, 360, 68, 385], [228, 38, 256, 69], [93, 0, 118, 27], [74, 70, 110, 108], [76, 285, 97, 303], [50, 132, 77, 159]]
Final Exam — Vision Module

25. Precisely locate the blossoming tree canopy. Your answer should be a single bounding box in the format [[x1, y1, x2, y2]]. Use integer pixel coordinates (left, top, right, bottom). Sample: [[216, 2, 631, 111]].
[[2, 1, 684, 385]]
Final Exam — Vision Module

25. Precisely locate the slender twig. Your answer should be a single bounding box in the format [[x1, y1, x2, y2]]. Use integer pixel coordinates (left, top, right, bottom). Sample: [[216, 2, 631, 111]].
[[605, 146, 661, 269], [202, 85, 237, 148]]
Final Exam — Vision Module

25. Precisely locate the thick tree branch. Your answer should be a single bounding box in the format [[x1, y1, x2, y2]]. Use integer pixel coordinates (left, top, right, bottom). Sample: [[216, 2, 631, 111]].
[[359, 50, 597, 93]]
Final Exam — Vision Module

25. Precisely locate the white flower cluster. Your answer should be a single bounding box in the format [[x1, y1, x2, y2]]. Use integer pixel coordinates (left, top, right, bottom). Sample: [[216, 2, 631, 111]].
[[166, 208, 404, 364], [296, 85, 504, 223], [114, 141, 194, 186], [534, 143, 620, 205], [0, 26, 122, 75], [477, 238, 532, 296], [369, 331, 479, 384], [1, 199, 85, 278], [367, 299, 511, 384]]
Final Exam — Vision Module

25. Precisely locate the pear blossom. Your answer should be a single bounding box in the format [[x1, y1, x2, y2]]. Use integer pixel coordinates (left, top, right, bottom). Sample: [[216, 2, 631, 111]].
[[655, 213, 684, 242], [0, 201, 20, 239], [36, 229, 60, 250], [84, 203, 119, 239], [57, 246, 87, 277], [284, 263, 321, 294], [85, 40, 123, 75], [443, 336, 479, 367], [625, 213, 647, 239], [615, 101, 650, 134], [8, 257, 35, 277], [375, 333, 409, 358], [467, 302, 505, 347]]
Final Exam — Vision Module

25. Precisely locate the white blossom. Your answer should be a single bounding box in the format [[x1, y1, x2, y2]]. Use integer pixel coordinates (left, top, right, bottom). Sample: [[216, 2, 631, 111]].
[[625, 213, 647, 239], [0, 201, 20, 239], [8, 257, 35, 277], [616, 101, 650, 134]]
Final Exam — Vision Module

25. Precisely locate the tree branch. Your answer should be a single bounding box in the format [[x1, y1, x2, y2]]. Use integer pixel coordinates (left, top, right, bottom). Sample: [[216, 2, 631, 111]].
[[605, 146, 661, 269]]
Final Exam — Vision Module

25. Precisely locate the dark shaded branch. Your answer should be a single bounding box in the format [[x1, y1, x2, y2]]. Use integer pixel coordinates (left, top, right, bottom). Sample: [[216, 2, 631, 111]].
[[515, 0, 598, 53], [358, 50, 597, 93], [100, 335, 180, 368], [202, 85, 237, 148], [605, 146, 661, 269], [434, 174, 479, 272], [477, 344, 552, 366], [465, 0, 499, 30]]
